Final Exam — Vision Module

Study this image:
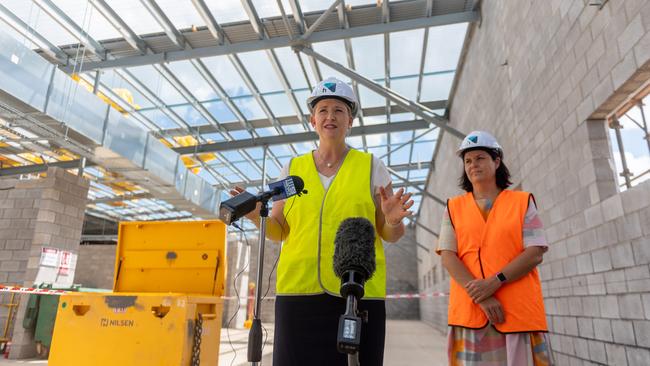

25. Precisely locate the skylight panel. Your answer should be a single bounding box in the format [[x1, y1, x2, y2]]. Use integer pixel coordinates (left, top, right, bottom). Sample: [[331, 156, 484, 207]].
[[232, 96, 266, 120], [390, 29, 424, 77], [207, 1, 248, 24], [204, 101, 238, 123], [102, 0, 164, 35], [420, 72, 455, 101], [200, 56, 252, 98], [263, 93, 295, 118], [155, 0, 204, 30], [170, 105, 208, 127], [313, 40, 350, 83], [238, 51, 285, 94], [351, 34, 384, 80], [424, 23, 468, 73], [273, 47, 310, 90]]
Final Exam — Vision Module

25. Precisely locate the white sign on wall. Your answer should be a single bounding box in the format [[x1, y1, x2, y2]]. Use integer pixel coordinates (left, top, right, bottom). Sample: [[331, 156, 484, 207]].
[[35, 247, 78, 288]]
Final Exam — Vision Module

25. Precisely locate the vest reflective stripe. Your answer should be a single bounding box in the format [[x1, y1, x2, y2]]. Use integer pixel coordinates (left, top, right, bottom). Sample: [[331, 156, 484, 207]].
[[447, 190, 548, 333], [277, 149, 386, 298]]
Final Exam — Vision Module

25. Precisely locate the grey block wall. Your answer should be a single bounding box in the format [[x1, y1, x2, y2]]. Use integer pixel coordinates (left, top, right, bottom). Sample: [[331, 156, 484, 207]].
[[417, 1, 650, 365], [74, 244, 116, 289], [0, 167, 88, 359], [385, 230, 420, 319]]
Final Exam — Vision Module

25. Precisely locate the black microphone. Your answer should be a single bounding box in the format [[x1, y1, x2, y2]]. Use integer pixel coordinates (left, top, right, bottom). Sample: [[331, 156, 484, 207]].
[[333, 217, 376, 355], [219, 175, 305, 225]]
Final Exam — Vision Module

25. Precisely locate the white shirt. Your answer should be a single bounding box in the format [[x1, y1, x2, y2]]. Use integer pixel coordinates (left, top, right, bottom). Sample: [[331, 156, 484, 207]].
[[278, 153, 391, 195]]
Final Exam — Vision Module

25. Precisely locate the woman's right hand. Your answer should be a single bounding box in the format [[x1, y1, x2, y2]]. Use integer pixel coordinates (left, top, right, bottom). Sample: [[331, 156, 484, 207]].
[[478, 297, 504, 324], [229, 186, 262, 225]]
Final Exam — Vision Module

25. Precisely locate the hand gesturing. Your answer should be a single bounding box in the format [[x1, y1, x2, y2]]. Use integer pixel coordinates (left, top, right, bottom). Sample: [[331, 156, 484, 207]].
[[379, 186, 414, 226]]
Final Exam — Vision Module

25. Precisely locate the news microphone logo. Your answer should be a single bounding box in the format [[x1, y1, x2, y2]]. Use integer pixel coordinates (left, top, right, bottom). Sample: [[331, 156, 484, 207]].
[[219, 175, 305, 225]]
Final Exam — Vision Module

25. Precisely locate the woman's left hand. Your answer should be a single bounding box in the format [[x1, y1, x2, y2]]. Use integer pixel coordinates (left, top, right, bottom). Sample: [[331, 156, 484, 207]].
[[465, 277, 501, 303], [379, 186, 414, 226]]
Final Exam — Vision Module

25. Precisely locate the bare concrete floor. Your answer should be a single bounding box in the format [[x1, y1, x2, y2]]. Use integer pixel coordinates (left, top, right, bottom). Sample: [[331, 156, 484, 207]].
[[0, 320, 448, 365]]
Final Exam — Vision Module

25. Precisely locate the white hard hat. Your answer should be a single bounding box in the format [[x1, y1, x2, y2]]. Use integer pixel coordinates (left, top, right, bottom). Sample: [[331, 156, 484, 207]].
[[306, 77, 359, 117], [457, 131, 502, 156]]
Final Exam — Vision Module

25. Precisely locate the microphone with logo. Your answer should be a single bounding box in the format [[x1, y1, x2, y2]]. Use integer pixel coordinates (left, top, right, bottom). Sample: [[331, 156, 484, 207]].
[[219, 175, 306, 363], [333, 217, 376, 360], [219, 175, 306, 225]]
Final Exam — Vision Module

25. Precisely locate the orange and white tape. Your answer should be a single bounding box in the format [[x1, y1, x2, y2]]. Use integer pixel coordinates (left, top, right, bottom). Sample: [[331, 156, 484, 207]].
[[0, 285, 448, 299], [0, 285, 68, 295]]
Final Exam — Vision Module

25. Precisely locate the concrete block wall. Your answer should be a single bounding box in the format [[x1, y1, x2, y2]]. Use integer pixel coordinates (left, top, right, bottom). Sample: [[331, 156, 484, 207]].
[[417, 1, 650, 364], [74, 244, 116, 289], [384, 231, 420, 319], [0, 167, 89, 359]]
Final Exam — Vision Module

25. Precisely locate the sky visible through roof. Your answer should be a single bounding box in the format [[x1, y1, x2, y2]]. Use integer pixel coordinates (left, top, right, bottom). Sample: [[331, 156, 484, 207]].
[[0, 0, 472, 227]]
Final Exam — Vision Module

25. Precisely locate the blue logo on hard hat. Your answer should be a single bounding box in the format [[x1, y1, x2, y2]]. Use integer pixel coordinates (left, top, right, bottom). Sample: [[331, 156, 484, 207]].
[[468, 135, 478, 144], [323, 82, 337, 92]]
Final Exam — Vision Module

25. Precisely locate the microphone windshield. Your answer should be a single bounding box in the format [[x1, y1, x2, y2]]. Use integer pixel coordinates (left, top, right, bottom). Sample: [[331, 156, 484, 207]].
[[333, 217, 376, 281]]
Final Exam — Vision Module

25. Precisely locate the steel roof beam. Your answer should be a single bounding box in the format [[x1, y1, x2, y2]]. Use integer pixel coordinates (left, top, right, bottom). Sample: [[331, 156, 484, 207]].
[[299, 46, 465, 139], [77, 11, 479, 72], [33, 0, 106, 57], [191, 0, 226, 43], [89, 0, 147, 53], [172, 119, 434, 154], [139, 0, 185, 49], [159, 100, 446, 136], [0, 4, 69, 63], [0, 159, 95, 176]]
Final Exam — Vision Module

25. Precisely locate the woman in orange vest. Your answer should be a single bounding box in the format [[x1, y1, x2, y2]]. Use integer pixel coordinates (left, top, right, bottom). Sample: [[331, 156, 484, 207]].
[[437, 131, 552, 365]]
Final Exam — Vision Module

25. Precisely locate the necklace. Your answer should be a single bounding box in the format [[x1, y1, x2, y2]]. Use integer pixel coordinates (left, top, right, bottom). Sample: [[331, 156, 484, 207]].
[[316, 148, 347, 169]]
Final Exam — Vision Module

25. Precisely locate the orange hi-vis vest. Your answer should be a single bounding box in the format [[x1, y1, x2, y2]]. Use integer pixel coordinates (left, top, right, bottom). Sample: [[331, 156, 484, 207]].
[[447, 190, 548, 333]]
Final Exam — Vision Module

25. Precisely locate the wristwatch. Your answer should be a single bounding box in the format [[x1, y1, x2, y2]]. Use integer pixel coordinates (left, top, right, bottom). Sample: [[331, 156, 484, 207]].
[[496, 272, 507, 283]]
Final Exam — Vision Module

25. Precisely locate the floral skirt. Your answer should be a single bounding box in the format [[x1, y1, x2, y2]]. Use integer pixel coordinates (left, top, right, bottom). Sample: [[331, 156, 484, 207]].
[[448, 325, 552, 366]]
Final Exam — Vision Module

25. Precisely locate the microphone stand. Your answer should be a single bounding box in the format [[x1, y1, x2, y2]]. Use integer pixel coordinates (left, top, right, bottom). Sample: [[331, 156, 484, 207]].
[[248, 197, 270, 365]]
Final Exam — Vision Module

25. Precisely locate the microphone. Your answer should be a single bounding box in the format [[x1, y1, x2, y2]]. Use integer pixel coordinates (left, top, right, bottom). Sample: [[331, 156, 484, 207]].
[[333, 217, 376, 355], [219, 175, 305, 225]]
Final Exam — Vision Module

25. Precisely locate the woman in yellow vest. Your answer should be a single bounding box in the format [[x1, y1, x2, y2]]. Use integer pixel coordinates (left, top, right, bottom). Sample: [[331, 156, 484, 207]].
[[230, 77, 413, 365], [436, 131, 552, 365]]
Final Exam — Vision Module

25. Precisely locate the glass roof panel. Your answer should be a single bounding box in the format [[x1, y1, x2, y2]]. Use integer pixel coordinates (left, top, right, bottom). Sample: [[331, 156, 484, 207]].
[[358, 85, 386, 109], [0, 1, 77, 45], [420, 72, 455, 101], [156, 0, 205, 30], [351, 34, 384, 80], [96, 70, 155, 109], [200, 56, 252, 98], [204, 101, 238, 123], [139, 109, 180, 129], [366, 133, 387, 148], [55, 0, 121, 41], [101, 0, 163, 35], [238, 51, 284, 93], [300, 0, 375, 12], [263, 93, 295, 118], [270, 145, 292, 158], [208, 1, 248, 24], [273, 47, 310, 90], [390, 29, 424, 77], [424, 23, 468, 73], [389, 76, 418, 102], [294, 89, 311, 114], [313, 40, 351, 83], [167, 61, 217, 101], [170, 105, 207, 127], [233, 96, 266, 120], [125, 66, 186, 105]]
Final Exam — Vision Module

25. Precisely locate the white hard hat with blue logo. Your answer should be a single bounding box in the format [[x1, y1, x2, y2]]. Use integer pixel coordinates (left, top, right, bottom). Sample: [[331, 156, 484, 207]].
[[457, 131, 502, 156], [306, 77, 359, 117]]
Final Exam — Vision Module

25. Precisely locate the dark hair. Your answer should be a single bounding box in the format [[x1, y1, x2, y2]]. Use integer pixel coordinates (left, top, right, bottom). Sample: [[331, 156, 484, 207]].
[[458, 147, 512, 192]]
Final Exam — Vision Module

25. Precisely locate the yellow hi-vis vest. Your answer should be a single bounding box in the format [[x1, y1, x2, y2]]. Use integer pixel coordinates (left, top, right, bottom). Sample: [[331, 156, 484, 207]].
[[277, 149, 386, 299]]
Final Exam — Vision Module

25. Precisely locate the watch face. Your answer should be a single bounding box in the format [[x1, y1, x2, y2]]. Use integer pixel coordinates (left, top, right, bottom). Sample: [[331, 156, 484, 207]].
[[497, 272, 507, 282]]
